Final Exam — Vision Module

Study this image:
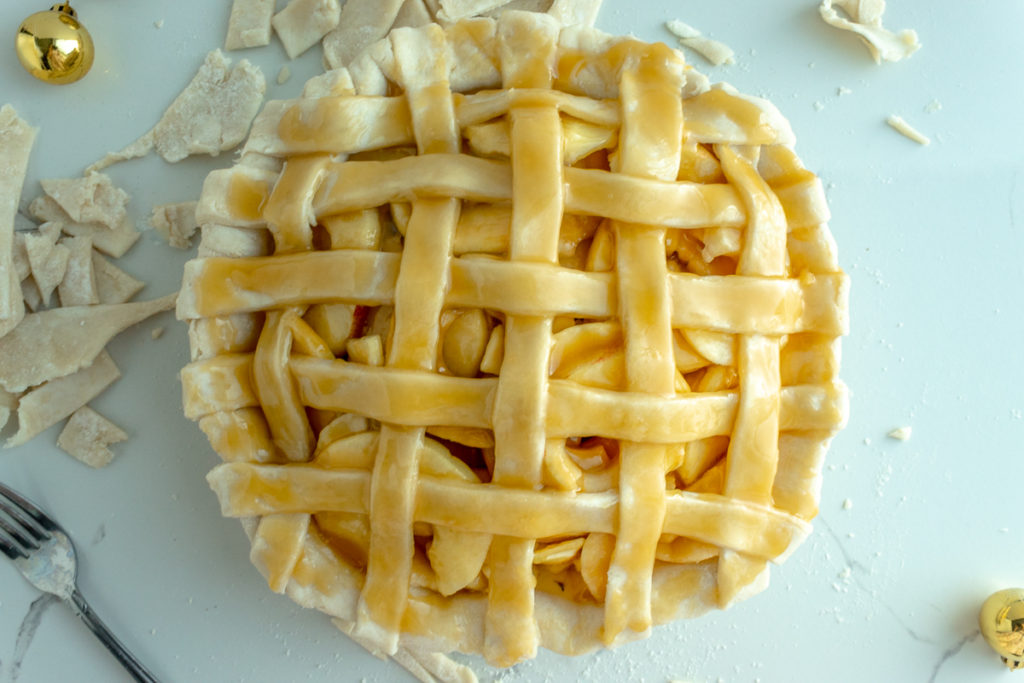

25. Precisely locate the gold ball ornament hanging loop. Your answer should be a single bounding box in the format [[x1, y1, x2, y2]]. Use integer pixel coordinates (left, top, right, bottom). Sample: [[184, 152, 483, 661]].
[[980, 588, 1024, 670], [15, 2, 94, 84]]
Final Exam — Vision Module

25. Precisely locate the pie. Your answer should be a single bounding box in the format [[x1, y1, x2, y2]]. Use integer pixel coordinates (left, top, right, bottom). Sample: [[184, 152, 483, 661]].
[[177, 10, 849, 670]]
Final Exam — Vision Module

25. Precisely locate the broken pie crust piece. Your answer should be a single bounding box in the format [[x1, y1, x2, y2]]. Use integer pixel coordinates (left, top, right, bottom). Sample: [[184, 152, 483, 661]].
[[322, 0, 407, 69], [87, 50, 267, 172], [226, 0, 275, 50], [272, 0, 342, 60], [28, 195, 140, 259], [40, 173, 128, 231], [180, 10, 848, 673], [0, 293, 177, 394], [93, 251, 145, 305], [59, 235, 100, 306], [665, 19, 735, 67], [7, 351, 121, 448], [150, 202, 199, 249], [24, 222, 69, 308], [57, 405, 129, 468], [886, 114, 930, 145], [0, 105, 36, 337], [819, 0, 920, 64]]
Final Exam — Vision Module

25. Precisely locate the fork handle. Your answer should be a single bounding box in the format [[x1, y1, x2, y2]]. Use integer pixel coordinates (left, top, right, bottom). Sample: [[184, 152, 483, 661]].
[[69, 588, 160, 683]]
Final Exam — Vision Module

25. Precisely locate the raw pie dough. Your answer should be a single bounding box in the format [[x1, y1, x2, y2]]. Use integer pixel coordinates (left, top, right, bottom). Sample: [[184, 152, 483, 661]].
[[178, 11, 849, 669]]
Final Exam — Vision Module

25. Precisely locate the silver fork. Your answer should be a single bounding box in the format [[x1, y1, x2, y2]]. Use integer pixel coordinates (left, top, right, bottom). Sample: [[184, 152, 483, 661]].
[[0, 482, 159, 682]]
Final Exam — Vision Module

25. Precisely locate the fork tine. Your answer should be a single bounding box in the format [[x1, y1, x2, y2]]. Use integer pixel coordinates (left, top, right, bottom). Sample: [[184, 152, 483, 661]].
[[0, 512, 41, 551], [0, 483, 58, 533], [0, 530, 28, 560], [0, 496, 51, 544]]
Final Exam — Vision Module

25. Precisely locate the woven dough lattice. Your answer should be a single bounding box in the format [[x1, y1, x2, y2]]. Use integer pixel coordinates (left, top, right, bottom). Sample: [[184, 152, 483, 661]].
[[178, 11, 849, 668]]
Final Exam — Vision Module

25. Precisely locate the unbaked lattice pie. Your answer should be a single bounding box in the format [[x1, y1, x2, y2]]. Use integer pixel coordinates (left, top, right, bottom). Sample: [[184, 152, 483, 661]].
[[178, 10, 849, 675]]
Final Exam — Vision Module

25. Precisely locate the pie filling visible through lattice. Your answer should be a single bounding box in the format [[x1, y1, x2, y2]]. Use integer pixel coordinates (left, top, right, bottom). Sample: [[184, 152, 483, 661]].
[[177, 11, 849, 668]]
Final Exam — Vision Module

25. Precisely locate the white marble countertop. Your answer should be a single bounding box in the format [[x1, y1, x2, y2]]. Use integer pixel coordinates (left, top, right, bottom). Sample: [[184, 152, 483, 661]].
[[0, 0, 1022, 681]]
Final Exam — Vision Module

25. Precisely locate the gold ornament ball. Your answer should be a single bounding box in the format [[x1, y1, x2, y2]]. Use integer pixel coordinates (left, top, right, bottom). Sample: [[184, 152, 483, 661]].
[[15, 3, 94, 85], [979, 588, 1024, 671]]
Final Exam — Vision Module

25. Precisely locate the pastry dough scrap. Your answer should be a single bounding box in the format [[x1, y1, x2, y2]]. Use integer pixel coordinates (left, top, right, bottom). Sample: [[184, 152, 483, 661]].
[[88, 50, 266, 171], [20, 277, 43, 313], [56, 405, 128, 468], [39, 173, 128, 231], [58, 235, 100, 307], [28, 195, 140, 259], [394, 0, 434, 28], [6, 351, 120, 448], [886, 114, 930, 145], [322, 0, 406, 69], [181, 12, 849, 672], [12, 233, 29, 282], [475, 0, 550, 19], [225, 0, 275, 50], [150, 202, 199, 249], [438, 0, 514, 23], [665, 19, 735, 66], [547, 0, 601, 27], [92, 251, 145, 304], [819, 0, 920, 64], [0, 105, 36, 336], [0, 293, 177, 394], [272, 0, 342, 60], [24, 222, 69, 308]]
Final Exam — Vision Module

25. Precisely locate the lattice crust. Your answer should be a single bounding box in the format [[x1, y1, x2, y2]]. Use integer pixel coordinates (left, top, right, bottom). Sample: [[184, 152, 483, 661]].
[[178, 11, 849, 668]]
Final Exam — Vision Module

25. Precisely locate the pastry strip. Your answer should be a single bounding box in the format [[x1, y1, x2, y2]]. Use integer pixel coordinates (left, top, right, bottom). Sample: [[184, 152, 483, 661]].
[[207, 464, 811, 562], [181, 251, 847, 336], [714, 144, 788, 605], [354, 24, 461, 655], [481, 12, 562, 665], [183, 352, 848, 438], [603, 42, 685, 644]]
